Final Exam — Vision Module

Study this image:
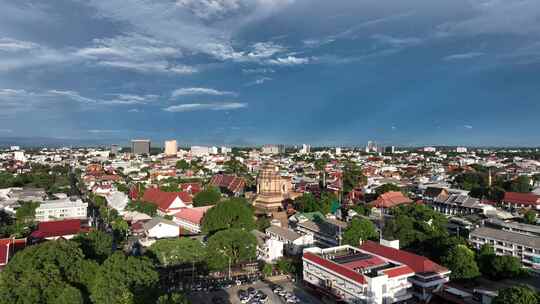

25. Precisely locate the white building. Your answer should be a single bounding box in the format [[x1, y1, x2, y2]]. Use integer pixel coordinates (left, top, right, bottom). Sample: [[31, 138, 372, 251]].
[[300, 144, 311, 154], [303, 241, 450, 304], [262, 144, 285, 155], [456, 147, 468, 153], [10, 146, 20, 151], [34, 198, 88, 222], [143, 217, 180, 239], [470, 227, 540, 271], [220, 146, 232, 154], [335, 147, 342, 156], [164, 140, 178, 156], [191, 146, 210, 157], [209, 146, 219, 154], [423, 146, 437, 152], [13, 151, 26, 162], [259, 225, 313, 262]]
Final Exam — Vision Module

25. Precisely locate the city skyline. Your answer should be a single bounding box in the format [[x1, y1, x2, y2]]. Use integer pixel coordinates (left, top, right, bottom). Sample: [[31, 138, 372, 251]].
[[1, 0, 540, 146]]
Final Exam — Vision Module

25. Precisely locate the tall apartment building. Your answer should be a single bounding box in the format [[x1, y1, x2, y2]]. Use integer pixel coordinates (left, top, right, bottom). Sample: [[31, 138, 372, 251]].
[[220, 146, 232, 154], [34, 198, 88, 222], [110, 144, 120, 155], [300, 144, 311, 154], [262, 144, 285, 155], [131, 139, 151, 155], [303, 241, 450, 304], [164, 140, 178, 156]]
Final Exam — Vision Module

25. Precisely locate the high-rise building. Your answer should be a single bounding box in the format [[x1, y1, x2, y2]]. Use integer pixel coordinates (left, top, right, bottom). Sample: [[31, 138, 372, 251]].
[[365, 141, 378, 153], [164, 140, 178, 156], [456, 147, 467, 153], [110, 144, 120, 155], [385, 146, 395, 154], [221, 146, 232, 154], [423, 146, 436, 153], [262, 144, 285, 155], [300, 144, 311, 154], [131, 139, 151, 155], [335, 147, 342, 155]]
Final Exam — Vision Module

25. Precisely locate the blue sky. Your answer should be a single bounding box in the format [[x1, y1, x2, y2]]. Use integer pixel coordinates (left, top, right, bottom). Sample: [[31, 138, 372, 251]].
[[1, 0, 540, 147]]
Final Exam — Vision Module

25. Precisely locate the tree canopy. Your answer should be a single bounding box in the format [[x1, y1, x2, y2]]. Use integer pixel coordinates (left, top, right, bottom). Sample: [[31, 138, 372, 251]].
[[201, 199, 255, 235], [343, 218, 378, 246], [90, 253, 159, 304], [206, 229, 257, 271], [0, 240, 89, 304], [342, 161, 366, 194], [493, 285, 539, 304], [477, 244, 523, 279], [374, 183, 401, 196], [126, 200, 157, 217], [73, 230, 113, 263], [382, 204, 448, 249], [441, 244, 480, 280], [148, 238, 206, 267], [193, 186, 221, 207]]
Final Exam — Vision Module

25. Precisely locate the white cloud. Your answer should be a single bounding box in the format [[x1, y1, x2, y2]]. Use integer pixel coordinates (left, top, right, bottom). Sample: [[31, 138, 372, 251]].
[[128, 109, 141, 113], [247, 42, 285, 59], [371, 34, 422, 48], [444, 52, 484, 61], [0, 38, 39, 52], [88, 129, 122, 134], [245, 77, 272, 86], [0, 129, 13, 133], [164, 102, 247, 112], [266, 56, 310, 66], [242, 68, 275, 74], [171, 87, 236, 98], [47, 90, 97, 103], [464, 125, 473, 129]]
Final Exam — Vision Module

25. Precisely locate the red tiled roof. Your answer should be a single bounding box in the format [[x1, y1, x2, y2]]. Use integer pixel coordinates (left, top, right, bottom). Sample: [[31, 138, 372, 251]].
[[209, 174, 246, 194], [303, 252, 366, 284], [174, 206, 213, 225], [142, 188, 193, 212], [359, 241, 448, 275], [503, 192, 540, 206], [30, 219, 85, 239], [383, 265, 415, 278], [371, 191, 412, 208], [343, 256, 386, 270], [179, 183, 202, 195], [0, 239, 10, 266]]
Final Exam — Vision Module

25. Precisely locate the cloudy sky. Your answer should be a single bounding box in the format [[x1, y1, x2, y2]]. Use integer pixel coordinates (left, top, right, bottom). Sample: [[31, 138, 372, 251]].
[[1, 0, 540, 147]]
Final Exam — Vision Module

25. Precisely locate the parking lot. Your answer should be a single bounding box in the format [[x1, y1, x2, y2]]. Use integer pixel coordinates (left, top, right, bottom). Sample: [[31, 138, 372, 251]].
[[188, 280, 324, 304]]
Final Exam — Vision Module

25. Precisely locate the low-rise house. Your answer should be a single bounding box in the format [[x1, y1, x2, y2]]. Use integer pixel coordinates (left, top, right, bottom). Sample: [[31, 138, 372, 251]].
[[173, 206, 213, 235], [469, 227, 540, 270], [502, 192, 540, 210], [30, 219, 88, 241], [370, 191, 412, 212], [303, 241, 450, 304], [291, 212, 347, 248], [142, 188, 193, 215], [209, 174, 246, 196], [143, 217, 180, 239], [266, 225, 313, 256], [34, 198, 88, 222], [432, 194, 495, 216], [484, 218, 540, 237]]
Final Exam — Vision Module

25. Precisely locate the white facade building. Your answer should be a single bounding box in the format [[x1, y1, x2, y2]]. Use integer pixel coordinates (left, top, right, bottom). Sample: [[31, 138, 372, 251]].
[[34, 198, 88, 222], [303, 241, 450, 304], [143, 217, 180, 239], [164, 140, 178, 156], [190, 146, 210, 157], [456, 147, 468, 153]]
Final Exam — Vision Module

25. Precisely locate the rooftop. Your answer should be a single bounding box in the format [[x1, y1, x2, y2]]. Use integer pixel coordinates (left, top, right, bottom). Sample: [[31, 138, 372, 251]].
[[471, 226, 540, 248]]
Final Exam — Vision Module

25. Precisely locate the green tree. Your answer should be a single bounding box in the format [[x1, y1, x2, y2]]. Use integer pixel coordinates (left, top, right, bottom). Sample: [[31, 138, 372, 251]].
[[477, 244, 523, 279], [442, 245, 480, 280], [206, 229, 257, 271], [262, 263, 273, 277], [15, 200, 40, 223], [116, 183, 130, 194], [510, 176, 531, 193], [256, 216, 271, 232], [493, 285, 539, 304], [294, 193, 319, 213], [343, 218, 378, 246], [524, 210, 537, 225], [90, 253, 159, 304], [382, 204, 448, 249], [201, 199, 255, 235], [193, 186, 221, 207], [276, 258, 295, 274], [127, 200, 157, 217], [156, 293, 190, 304], [148, 238, 206, 267], [342, 161, 366, 194], [375, 183, 401, 196], [112, 218, 129, 241], [0, 240, 89, 304], [73, 230, 113, 263], [176, 160, 190, 171]]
